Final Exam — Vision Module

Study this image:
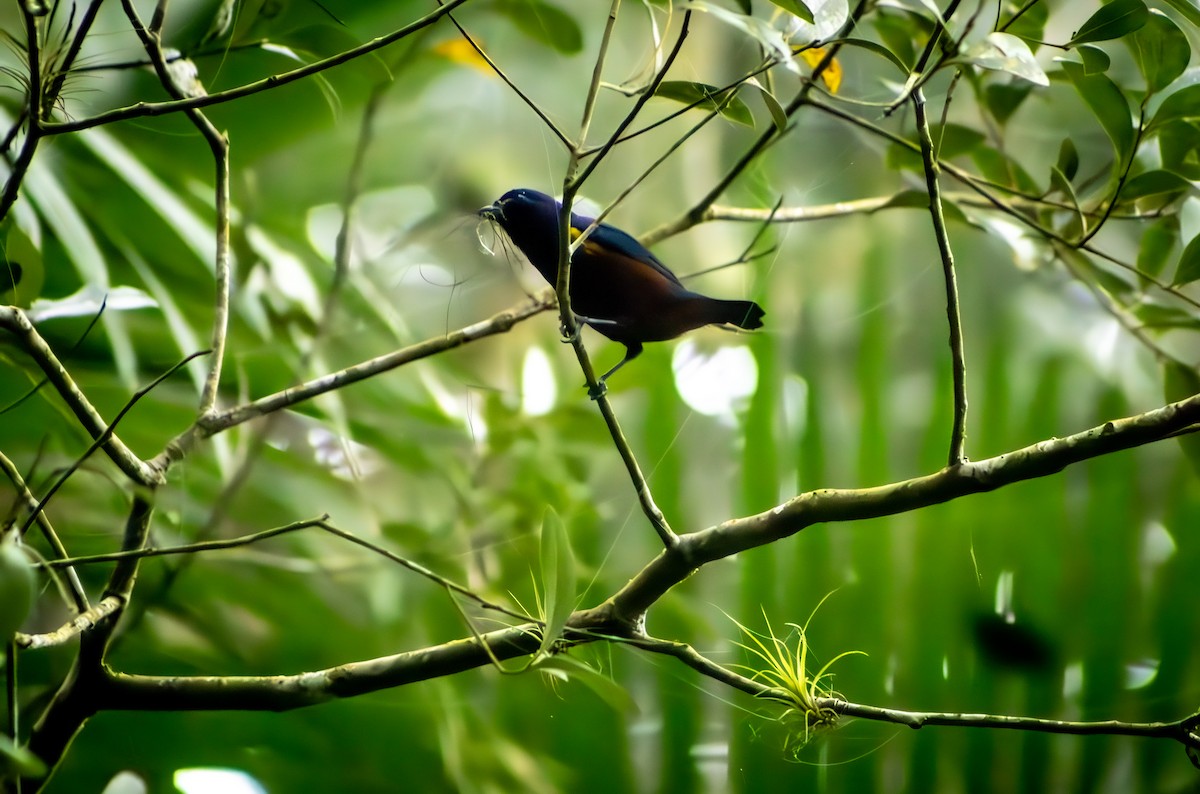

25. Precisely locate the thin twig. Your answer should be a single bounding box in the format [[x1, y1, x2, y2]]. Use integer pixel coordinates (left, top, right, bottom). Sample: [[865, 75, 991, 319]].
[[576, 0, 622, 150], [641, 0, 872, 243], [18, 350, 208, 538], [697, 192, 1158, 230], [913, 88, 968, 466], [1077, 109, 1146, 247], [801, 95, 1200, 313], [36, 516, 535, 626], [0, 6, 45, 222], [41, 0, 476, 135], [579, 58, 775, 156], [0, 295, 109, 417], [443, 7, 572, 149], [5, 641, 15, 738], [884, 0, 964, 114], [0, 451, 88, 613], [42, 0, 107, 114], [148, 295, 554, 475], [119, 0, 231, 416], [573, 10, 692, 188]]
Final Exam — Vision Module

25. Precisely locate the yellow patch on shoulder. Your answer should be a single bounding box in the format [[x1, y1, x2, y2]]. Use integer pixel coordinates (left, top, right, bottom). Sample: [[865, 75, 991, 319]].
[[570, 226, 604, 257]]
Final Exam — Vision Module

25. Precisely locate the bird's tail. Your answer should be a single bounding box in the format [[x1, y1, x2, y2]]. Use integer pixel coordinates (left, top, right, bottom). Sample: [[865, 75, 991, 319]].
[[711, 299, 765, 330]]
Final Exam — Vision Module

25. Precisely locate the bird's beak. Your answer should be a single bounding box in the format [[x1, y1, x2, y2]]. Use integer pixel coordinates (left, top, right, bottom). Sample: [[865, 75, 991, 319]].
[[477, 201, 503, 221]]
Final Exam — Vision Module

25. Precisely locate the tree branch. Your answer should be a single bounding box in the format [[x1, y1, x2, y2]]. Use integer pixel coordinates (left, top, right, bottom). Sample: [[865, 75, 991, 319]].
[[592, 391, 1200, 621], [148, 295, 554, 475], [40, 0, 476, 135], [913, 88, 968, 466], [119, 0, 232, 416], [0, 307, 161, 486]]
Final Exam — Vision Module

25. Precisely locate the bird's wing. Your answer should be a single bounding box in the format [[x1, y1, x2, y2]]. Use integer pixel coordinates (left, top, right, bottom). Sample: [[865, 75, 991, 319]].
[[570, 219, 684, 287]]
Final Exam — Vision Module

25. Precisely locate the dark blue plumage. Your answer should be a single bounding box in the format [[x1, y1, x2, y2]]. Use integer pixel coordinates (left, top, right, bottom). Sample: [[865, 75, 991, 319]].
[[480, 188, 764, 387]]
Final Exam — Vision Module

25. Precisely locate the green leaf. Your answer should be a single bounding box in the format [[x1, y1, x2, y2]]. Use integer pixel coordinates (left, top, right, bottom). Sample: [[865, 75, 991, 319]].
[[0, 732, 46, 779], [1159, 0, 1200, 27], [1173, 232, 1200, 285], [1134, 302, 1200, 330], [1162, 361, 1200, 476], [654, 81, 754, 127], [768, 0, 814, 24], [537, 506, 576, 658], [1078, 44, 1110, 74], [1069, 0, 1150, 46], [840, 37, 909, 74], [1004, 0, 1049, 42], [1069, 248, 1136, 296], [881, 190, 930, 209], [497, 0, 583, 54], [970, 147, 1041, 193], [746, 78, 789, 132], [1157, 120, 1200, 180], [1056, 137, 1079, 181], [533, 655, 639, 714], [1136, 215, 1179, 280], [1149, 84, 1200, 133], [960, 32, 1049, 86], [887, 124, 984, 170], [682, 1, 800, 73], [1061, 60, 1134, 165], [1049, 166, 1084, 238], [872, 10, 919, 68], [1121, 169, 1192, 201], [934, 123, 987, 158], [984, 82, 1033, 125], [1129, 10, 1189, 95]]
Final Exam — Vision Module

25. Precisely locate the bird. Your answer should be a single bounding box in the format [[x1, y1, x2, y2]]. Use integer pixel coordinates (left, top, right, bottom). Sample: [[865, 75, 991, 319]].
[[479, 188, 765, 393]]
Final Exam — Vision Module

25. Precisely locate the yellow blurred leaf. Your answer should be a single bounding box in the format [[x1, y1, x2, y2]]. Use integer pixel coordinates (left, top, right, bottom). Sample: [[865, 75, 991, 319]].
[[433, 39, 492, 75], [797, 46, 842, 93]]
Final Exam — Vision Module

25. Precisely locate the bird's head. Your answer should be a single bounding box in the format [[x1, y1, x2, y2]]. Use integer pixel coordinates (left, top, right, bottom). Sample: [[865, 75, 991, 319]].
[[478, 188, 560, 235]]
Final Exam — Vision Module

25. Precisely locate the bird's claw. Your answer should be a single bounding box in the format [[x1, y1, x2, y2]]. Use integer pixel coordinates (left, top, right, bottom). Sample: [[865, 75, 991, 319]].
[[586, 380, 608, 400], [560, 322, 582, 344]]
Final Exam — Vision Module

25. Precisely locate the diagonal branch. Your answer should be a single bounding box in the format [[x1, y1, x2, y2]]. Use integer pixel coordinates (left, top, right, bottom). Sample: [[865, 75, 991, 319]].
[[640, 0, 872, 244], [34, 516, 535, 627], [148, 295, 555, 475], [0, 307, 160, 486], [590, 391, 1200, 621], [41, 0, 476, 135]]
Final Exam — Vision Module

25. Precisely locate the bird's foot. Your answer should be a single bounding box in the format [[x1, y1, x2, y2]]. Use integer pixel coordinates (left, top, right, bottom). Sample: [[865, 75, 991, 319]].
[[559, 317, 583, 344], [586, 380, 608, 400]]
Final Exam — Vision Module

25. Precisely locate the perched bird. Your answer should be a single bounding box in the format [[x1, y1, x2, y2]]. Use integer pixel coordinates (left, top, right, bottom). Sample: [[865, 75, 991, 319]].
[[479, 188, 765, 391]]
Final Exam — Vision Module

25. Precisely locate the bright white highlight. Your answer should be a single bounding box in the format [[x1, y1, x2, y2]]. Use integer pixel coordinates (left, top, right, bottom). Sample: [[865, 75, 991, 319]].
[[671, 340, 758, 419], [521, 347, 557, 416], [174, 768, 267, 794]]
